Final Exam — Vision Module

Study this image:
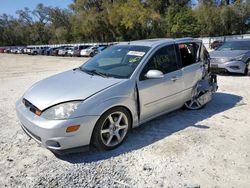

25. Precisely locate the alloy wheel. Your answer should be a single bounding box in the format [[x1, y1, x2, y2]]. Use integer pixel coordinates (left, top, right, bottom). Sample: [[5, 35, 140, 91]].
[[185, 87, 205, 110], [100, 112, 129, 147]]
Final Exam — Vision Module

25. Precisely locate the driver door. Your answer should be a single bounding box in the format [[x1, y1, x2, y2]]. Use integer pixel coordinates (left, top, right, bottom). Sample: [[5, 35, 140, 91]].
[[137, 44, 184, 122]]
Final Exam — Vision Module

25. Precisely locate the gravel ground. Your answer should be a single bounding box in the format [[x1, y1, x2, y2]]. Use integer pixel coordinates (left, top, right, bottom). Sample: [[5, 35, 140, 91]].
[[0, 54, 250, 188]]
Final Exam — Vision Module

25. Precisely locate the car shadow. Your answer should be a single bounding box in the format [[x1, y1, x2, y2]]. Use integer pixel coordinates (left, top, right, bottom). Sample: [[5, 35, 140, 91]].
[[58, 92, 242, 163]]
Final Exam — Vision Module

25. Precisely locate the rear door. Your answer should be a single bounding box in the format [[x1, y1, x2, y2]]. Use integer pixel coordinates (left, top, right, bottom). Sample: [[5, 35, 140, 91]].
[[137, 44, 184, 122]]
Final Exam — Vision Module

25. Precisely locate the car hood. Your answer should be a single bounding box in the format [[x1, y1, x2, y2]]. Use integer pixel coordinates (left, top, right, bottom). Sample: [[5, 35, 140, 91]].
[[210, 50, 248, 59], [23, 69, 122, 110]]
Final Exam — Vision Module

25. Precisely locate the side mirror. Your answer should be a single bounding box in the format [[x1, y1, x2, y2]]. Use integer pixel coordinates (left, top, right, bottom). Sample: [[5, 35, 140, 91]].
[[145, 70, 164, 79]]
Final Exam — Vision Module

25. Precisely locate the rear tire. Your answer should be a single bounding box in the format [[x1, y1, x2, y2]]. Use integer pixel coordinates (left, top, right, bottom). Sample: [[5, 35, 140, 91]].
[[185, 85, 208, 110], [91, 107, 131, 150], [185, 96, 206, 110]]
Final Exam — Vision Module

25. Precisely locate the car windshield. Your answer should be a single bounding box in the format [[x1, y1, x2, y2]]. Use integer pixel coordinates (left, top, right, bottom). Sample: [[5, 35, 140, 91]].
[[217, 41, 250, 51], [80, 45, 150, 78]]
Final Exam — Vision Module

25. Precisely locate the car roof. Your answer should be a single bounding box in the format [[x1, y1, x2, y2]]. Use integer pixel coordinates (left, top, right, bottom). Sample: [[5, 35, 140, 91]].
[[117, 38, 202, 47]]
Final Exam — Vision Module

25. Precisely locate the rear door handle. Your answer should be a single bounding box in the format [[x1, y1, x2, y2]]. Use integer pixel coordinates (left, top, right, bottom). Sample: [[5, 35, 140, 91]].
[[171, 76, 179, 81]]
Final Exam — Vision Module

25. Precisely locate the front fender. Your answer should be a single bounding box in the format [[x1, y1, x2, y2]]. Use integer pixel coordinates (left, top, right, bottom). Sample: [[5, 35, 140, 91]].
[[72, 80, 139, 127]]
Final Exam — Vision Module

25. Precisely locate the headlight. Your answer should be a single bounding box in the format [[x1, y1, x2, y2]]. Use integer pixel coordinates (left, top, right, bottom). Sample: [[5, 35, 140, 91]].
[[230, 54, 245, 61], [41, 101, 82, 120]]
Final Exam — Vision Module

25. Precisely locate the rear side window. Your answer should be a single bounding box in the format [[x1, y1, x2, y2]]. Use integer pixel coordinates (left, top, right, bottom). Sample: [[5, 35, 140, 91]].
[[178, 43, 200, 67], [140, 45, 178, 80]]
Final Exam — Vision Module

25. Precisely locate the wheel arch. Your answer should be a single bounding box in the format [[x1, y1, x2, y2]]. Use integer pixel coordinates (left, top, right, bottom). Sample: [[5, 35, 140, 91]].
[[90, 105, 133, 145]]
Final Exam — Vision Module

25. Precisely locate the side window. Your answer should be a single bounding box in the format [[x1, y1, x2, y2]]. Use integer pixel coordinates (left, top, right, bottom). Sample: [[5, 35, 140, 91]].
[[140, 45, 178, 80], [179, 43, 200, 67]]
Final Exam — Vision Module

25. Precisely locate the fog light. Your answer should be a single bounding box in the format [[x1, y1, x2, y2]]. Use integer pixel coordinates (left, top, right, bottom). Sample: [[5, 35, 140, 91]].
[[66, 125, 80, 133], [46, 140, 60, 147]]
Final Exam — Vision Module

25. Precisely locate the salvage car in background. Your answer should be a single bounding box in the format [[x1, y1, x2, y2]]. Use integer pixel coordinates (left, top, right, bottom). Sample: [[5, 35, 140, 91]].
[[30, 47, 47, 55], [45, 47, 58, 56], [24, 47, 33, 54], [92, 46, 108, 56], [66, 47, 74, 56], [58, 46, 73, 56], [10, 47, 22, 54], [210, 39, 250, 75], [73, 45, 90, 57], [80, 46, 98, 57], [4, 47, 11, 53], [16, 38, 217, 154], [0, 47, 6, 53]]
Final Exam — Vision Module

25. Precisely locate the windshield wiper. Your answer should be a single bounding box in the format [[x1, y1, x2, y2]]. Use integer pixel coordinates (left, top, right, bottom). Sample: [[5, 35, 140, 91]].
[[80, 68, 109, 78], [90, 70, 108, 78]]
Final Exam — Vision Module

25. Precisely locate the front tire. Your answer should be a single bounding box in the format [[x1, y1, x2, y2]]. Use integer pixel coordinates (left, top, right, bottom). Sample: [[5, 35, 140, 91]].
[[91, 107, 131, 150]]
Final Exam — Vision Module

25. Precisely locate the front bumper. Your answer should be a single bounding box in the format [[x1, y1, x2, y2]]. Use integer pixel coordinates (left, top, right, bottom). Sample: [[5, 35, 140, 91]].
[[15, 99, 100, 152], [210, 60, 246, 74]]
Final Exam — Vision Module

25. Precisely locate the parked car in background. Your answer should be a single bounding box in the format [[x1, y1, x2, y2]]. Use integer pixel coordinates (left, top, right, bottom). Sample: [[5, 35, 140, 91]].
[[58, 46, 73, 56], [92, 46, 108, 56], [4, 48, 11, 53], [210, 40, 223, 50], [52, 47, 63, 56], [16, 38, 217, 154], [45, 47, 57, 56], [10, 47, 24, 54], [0, 48, 5, 53], [23, 48, 28, 54], [24, 47, 33, 54], [66, 47, 74, 57], [73, 45, 90, 57], [30, 47, 46, 55], [80, 46, 98, 57], [210, 39, 250, 75], [11, 48, 18, 54], [41, 47, 49, 55]]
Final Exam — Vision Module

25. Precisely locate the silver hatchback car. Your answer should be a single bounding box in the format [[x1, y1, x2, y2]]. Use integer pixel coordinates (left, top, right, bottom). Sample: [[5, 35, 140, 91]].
[[209, 39, 250, 75], [16, 38, 218, 154]]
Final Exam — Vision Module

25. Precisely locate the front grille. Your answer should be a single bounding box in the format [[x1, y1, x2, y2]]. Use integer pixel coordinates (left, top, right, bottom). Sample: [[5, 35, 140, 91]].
[[22, 98, 41, 115], [21, 124, 41, 142]]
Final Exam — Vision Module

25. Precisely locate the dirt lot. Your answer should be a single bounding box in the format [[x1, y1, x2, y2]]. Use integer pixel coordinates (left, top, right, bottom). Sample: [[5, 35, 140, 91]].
[[0, 53, 250, 188]]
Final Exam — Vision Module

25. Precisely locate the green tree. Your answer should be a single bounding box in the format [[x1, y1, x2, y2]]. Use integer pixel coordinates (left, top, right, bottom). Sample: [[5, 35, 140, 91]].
[[166, 5, 200, 37], [48, 8, 73, 43]]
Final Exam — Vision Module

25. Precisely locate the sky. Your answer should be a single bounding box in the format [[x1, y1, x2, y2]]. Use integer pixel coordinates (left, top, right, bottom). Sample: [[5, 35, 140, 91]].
[[0, 0, 73, 16]]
